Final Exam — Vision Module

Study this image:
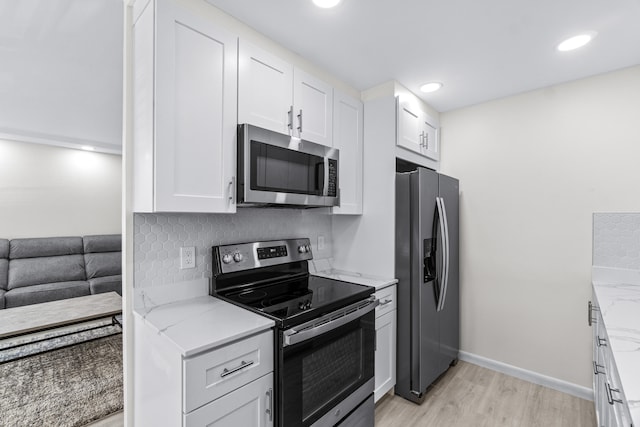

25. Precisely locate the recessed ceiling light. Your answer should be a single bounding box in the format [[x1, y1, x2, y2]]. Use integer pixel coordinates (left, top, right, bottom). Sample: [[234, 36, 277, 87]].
[[557, 32, 597, 52], [81, 146, 95, 151], [312, 0, 341, 8], [420, 82, 443, 93]]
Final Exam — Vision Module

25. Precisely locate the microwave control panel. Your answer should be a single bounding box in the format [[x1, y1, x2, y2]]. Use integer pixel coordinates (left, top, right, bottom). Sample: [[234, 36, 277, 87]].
[[328, 159, 338, 197]]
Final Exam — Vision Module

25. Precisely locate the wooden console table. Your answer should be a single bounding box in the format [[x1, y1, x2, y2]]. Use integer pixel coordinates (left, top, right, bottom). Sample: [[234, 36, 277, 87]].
[[0, 292, 122, 339]]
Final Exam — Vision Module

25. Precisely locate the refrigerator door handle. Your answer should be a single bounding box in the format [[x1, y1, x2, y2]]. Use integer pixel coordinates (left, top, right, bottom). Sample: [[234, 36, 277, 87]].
[[435, 197, 449, 312]]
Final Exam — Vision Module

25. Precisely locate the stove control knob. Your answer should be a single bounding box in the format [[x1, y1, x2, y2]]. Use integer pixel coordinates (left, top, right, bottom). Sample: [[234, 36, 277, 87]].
[[305, 244, 311, 252], [299, 301, 305, 310], [298, 245, 307, 254], [222, 254, 233, 264], [233, 252, 243, 262]]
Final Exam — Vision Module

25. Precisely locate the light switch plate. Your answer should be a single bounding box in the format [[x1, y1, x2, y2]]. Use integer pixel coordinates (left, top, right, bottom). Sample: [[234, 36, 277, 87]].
[[180, 247, 195, 269]]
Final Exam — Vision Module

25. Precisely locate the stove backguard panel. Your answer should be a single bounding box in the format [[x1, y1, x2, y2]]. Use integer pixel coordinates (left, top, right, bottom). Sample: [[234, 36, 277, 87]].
[[134, 209, 332, 289]]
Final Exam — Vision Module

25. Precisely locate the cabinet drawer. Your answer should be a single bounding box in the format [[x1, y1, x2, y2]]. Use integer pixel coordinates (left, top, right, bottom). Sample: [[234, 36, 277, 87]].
[[374, 285, 396, 318], [183, 330, 273, 413], [184, 373, 274, 427]]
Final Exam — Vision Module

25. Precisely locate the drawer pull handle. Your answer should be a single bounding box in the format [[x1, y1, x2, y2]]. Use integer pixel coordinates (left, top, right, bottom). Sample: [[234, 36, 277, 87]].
[[606, 382, 623, 405], [380, 299, 393, 306], [593, 361, 605, 375], [597, 336, 607, 347], [220, 360, 254, 378]]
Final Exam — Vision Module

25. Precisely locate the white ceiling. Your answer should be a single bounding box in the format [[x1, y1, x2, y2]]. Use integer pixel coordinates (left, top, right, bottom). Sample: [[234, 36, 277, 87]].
[[207, 0, 640, 112]]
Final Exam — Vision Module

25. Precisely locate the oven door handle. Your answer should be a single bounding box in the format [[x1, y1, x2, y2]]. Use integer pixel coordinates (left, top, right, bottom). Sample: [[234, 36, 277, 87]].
[[283, 297, 379, 347]]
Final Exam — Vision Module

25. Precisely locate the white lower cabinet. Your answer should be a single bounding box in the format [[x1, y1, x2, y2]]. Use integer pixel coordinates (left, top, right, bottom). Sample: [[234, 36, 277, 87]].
[[590, 292, 633, 427], [134, 316, 274, 427], [185, 373, 273, 427], [374, 284, 397, 402]]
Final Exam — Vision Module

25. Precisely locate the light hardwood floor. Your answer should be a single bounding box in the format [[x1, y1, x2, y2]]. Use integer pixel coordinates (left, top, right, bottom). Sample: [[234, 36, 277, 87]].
[[375, 361, 596, 427]]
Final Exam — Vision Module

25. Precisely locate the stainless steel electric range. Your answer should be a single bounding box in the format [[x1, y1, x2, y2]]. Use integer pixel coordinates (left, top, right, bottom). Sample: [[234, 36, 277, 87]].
[[212, 238, 377, 427]]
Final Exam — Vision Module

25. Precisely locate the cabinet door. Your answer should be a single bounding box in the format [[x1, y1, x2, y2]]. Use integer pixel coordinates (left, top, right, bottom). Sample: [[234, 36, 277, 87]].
[[332, 90, 363, 215], [238, 41, 293, 136], [293, 68, 333, 146], [396, 97, 423, 154], [421, 112, 440, 161], [155, 0, 237, 213], [184, 373, 274, 427], [374, 310, 396, 402]]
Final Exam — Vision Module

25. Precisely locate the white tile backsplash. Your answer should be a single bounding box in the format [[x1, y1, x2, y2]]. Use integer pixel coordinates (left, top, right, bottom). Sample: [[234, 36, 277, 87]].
[[593, 213, 640, 270], [134, 208, 333, 288]]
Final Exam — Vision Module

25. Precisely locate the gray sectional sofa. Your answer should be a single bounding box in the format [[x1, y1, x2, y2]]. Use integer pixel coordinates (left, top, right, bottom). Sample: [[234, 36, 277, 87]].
[[0, 234, 121, 309]]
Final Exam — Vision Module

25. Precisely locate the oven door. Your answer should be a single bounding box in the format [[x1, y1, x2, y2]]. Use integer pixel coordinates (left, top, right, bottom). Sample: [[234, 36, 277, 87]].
[[279, 301, 376, 427]]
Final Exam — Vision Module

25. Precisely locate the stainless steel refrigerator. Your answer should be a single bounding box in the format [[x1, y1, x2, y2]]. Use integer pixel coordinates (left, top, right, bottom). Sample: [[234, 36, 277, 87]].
[[395, 166, 459, 403]]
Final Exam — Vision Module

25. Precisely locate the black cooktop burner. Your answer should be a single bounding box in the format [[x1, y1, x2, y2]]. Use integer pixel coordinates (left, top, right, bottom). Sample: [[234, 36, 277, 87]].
[[219, 274, 373, 327]]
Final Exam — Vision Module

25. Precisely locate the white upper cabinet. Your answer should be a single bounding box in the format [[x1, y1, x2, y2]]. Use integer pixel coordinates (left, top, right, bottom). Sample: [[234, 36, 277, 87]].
[[238, 41, 333, 146], [396, 96, 440, 161], [332, 90, 363, 215], [238, 42, 293, 136], [293, 69, 333, 146], [397, 99, 423, 154], [133, 0, 237, 213]]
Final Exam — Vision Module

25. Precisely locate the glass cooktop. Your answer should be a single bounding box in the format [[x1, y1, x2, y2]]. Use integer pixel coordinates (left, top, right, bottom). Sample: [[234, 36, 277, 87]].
[[218, 275, 373, 327]]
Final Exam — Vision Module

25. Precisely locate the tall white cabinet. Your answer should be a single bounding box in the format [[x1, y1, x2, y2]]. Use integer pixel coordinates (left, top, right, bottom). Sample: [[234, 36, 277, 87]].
[[133, 0, 237, 213], [332, 90, 363, 215], [238, 41, 333, 147]]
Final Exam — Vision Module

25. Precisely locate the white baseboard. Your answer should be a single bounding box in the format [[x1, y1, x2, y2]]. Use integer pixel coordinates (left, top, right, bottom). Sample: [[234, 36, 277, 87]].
[[458, 351, 594, 401]]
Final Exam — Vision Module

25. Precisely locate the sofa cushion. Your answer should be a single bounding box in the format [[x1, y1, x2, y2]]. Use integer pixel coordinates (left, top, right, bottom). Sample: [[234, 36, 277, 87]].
[[89, 276, 122, 296], [4, 281, 90, 308], [0, 239, 8, 291], [84, 252, 121, 279], [8, 255, 86, 290], [9, 237, 83, 260], [0, 289, 5, 309], [83, 235, 121, 254]]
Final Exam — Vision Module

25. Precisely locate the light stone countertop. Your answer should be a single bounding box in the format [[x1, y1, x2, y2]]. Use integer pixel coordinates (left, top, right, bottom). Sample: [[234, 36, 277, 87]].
[[592, 267, 640, 425], [310, 260, 398, 291], [133, 295, 274, 357]]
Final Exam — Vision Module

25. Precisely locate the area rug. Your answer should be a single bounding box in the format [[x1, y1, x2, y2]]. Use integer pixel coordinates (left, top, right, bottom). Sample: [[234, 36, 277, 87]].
[[0, 334, 123, 427]]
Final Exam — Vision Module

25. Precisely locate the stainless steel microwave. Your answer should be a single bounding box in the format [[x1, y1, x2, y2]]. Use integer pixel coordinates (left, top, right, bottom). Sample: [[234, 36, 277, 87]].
[[237, 124, 340, 207]]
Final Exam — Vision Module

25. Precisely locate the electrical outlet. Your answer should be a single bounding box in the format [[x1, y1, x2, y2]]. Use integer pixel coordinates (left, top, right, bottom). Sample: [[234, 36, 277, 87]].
[[180, 247, 195, 269], [317, 235, 325, 251]]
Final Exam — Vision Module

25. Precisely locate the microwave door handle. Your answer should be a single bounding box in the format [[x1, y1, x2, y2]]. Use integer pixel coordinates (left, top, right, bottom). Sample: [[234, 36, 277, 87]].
[[323, 157, 330, 196], [316, 161, 326, 195]]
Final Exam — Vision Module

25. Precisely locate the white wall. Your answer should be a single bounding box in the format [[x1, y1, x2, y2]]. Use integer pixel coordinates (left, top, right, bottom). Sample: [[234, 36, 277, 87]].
[[439, 65, 640, 388], [0, 139, 122, 239]]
